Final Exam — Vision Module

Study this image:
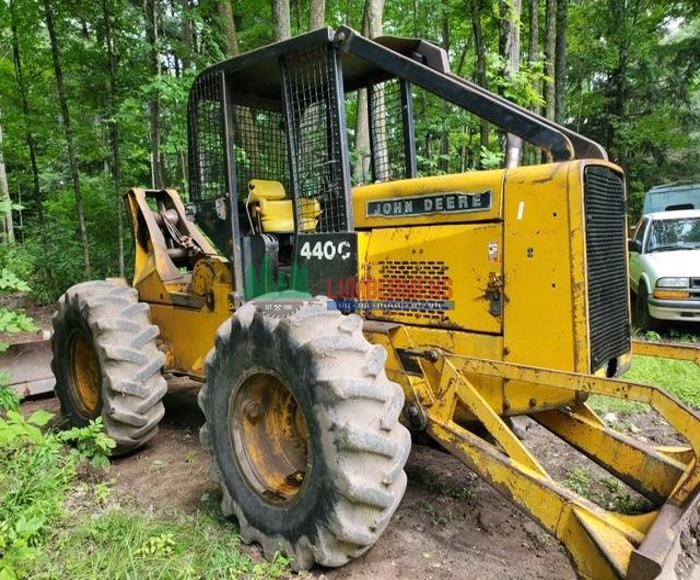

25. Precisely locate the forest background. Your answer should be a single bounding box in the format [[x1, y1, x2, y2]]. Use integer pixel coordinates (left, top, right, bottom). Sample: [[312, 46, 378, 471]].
[[1, 0, 698, 301]]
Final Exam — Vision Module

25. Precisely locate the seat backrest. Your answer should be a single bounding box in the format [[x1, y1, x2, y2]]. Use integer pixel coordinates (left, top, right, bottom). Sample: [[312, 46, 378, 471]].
[[248, 179, 287, 201]]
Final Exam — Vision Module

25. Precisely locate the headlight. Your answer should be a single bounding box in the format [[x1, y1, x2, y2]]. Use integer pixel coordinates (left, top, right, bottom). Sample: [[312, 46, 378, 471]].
[[656, 277, 690, 289]]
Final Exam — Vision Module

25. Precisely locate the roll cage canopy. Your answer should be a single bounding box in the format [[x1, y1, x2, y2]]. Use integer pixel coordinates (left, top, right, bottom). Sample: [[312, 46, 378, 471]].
[[195, 26, 606, 162]]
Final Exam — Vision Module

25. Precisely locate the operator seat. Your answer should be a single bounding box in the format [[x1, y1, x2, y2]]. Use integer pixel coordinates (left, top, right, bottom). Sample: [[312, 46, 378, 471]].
[[247, 179, 321, 234]]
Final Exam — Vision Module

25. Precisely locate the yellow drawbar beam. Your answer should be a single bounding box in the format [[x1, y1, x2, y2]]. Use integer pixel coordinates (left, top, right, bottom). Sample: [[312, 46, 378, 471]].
[[421, 352, 699, 579]]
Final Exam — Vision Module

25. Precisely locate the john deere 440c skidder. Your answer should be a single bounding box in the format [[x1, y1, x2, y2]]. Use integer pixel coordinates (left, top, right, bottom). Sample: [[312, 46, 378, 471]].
[[50, 27, 699, 579]]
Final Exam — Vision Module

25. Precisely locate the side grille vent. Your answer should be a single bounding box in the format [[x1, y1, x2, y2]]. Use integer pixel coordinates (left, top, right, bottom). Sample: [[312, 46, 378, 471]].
[[369, 260, 450, 322], [584, 166, 631, 371]]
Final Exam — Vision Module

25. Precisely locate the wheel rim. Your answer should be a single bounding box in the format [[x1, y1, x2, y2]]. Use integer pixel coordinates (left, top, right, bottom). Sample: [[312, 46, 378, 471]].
[[230, 370, 311, 505], [70, 333, 101, 417]]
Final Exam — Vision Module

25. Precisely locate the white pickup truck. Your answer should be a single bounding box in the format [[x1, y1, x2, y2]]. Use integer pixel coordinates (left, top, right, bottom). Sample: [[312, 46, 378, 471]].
[[628, 209, 700, 330]]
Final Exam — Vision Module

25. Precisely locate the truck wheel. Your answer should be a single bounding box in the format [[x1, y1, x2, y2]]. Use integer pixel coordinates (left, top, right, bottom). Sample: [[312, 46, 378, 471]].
[[52, 280, 167, 454], [635, 283, 658, 332], [198, 299, 410, 570]]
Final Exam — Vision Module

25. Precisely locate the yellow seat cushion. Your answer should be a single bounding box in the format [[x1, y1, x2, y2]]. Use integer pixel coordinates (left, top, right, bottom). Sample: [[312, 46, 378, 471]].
[[248, 179, 287, 201], [257, 198, 321, 233]]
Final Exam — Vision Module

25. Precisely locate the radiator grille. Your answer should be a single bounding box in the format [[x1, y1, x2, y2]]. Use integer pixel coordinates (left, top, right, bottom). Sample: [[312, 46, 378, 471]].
[[584, 166, 631, 371], [371, 260, 450, 323]]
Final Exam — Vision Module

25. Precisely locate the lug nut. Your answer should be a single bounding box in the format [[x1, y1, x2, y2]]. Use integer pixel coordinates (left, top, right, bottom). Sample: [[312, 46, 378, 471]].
[[245, 401, 261, 422]]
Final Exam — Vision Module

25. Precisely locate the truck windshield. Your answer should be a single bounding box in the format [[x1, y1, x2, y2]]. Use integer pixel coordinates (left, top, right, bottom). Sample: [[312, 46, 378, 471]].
[[647, 217, 700, 252]]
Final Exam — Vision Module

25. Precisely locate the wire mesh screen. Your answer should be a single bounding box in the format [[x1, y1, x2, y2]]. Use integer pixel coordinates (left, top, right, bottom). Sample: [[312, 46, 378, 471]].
[[232, 104, 288, 199], [285, 46, 347, 233], [368, 79, 408, 182], [188, 71, 226, 202]]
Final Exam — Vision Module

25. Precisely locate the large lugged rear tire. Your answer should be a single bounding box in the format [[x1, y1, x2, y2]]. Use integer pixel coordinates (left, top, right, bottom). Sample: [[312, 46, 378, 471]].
[[198, 298, 411, 570], [52, 280, 167, 454]]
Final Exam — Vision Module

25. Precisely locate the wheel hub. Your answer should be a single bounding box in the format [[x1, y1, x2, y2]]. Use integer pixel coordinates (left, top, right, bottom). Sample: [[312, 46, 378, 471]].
[[70, 333, 101, 417], [230, 370, 311, 505]]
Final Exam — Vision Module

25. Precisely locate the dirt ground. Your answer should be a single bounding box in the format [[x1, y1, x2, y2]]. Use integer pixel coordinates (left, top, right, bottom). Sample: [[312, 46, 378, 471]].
[[26, 386, 576, 579], [10, 302, 698, 579]]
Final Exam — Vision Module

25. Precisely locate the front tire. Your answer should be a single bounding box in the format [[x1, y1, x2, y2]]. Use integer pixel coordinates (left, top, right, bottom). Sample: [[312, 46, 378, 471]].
[[198, 298, 411, 570], [635, 282, 659, 332], [52, 280, 167, 454]]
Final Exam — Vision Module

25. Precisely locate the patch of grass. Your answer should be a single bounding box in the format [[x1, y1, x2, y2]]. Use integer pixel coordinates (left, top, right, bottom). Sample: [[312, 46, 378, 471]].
[[563, 466, 651, 515], [0, 409, 292, 580], [418, 500, 451, 528], [564, 466, 592, 497], [599, 478, 650, 515], [37, 497, 291, 579], [0, 385, 21, 414], [587, 394, 645, 416], [589, 352, 700, 415], [0, 409, 108, 579], [624, 355, 700, 408]]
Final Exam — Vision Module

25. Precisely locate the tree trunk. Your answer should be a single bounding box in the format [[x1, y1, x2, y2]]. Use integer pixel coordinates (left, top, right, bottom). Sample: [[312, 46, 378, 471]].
[[309, 0, 326, 30], [606, 0, 636, 164], [439, 12, 451, 173], [181, 0, 192, 70], [544, 0, 556, 121], [272, 0, 291, 41], [471, 0, 489, 156], [526, 0, 540, 163], [146, 0, 163, 189], [309, 0, 325, 29], [9, 0, 45, 234], [528, 0, 539, 109], [103, 0, 124, 276], [501, 0, 523, 168], [354, 0, 385, 182], [554, 0, 567, 124], [0, 119, 15, 244], [44, 0, 92, 277], [218, 0, 239, 57]]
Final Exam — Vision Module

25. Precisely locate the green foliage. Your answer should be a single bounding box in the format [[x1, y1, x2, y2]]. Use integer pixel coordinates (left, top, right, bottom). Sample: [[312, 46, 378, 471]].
[[0, 309, 36, 336], [0, 264, 36, 356], [58, 417, 117, 469], [13, 178, 130, 303], [0, 267, 30, 293], [568, 2, 700, 219], [480, 146, 505, 170], [0, 403, 289, 579], [625, 355, 700, 408], [0, 200, 23, 215], [486, 52, 548, 109], [34, 497, 292, 579], [0, 386, 20, 413], [0, 410, 73, 579], [0, 409, 53, 445], [564, 466, 651, 514], [0, 246, 33, 287], [0, 407, 117, 579]]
